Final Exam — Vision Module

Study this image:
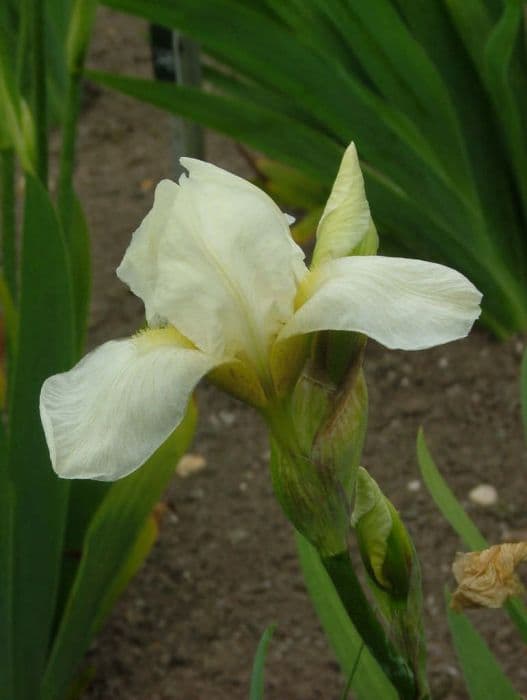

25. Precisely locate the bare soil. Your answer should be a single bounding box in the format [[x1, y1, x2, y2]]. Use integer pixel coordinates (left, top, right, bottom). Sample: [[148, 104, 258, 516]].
[[76, 9, 527, 699]]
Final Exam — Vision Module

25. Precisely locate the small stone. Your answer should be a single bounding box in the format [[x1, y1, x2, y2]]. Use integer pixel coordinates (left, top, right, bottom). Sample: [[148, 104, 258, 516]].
[[407, 479, 421, 493], [139, 177, 154, 192], [209, 414, 221, 428], [400, 376, 410, 388], [438, 356, 449, 369], [239, 482, 248, 492], [468, 484, 498, 507], [228, 528, 248, 545], [176, 453, 206, 478], [219, 410, 236, 426]]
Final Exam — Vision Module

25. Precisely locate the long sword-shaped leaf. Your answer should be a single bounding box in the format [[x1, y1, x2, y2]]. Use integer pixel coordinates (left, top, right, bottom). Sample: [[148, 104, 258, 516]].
[[446, 592, 521, 700], [249, 625, 276, 700], [7, 175, 76, 699], [416, 428, 486, 550], [483, 0, 527, 218], [103, 0, 482, 231], [88, 71, 342, 183], [41, 402, 197, 700], [417, 429, 527, 643], [314, 0, 476, 199], [394, 0, 527, 273], [0, 418, 14, 697], [296, 533, 397, 700]]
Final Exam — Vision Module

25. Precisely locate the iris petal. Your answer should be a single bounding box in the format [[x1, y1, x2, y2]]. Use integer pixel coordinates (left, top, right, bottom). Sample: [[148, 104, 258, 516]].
[[281, 256, 482, 350], [40, 328, 218, 480]]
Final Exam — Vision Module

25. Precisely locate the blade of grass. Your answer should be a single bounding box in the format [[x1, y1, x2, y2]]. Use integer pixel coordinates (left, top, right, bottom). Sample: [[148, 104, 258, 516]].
[[42, 403, 196, 699], [249, 624, 276, 700], [314, 0, 476, 200], [483, 0, 527, 218], [7, 174, 75, 699], [0, 418, 14, 696], [395, 0, 527, 274], [340, 644, 364, 700], [417, 429, 527, 643], [103, 0, 483, 230], [0, 149, 16, 299], [416, 428, 487, 550], [446, 591, 521, 700], [88, 71, 342, 184], [296, 533, 397, 700]]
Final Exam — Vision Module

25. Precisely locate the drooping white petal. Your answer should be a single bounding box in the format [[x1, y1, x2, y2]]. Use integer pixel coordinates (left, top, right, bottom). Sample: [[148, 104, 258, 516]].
[[281, 256, 482, 350], [311, 143, 372, 267], [135, 158, 307, 363], [40, 328, 218, 481], [117, 179, 179, 326]]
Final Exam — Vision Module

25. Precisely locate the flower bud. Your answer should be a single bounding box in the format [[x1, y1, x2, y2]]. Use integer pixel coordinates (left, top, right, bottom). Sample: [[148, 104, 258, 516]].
[[264, 349, 368, 557], [352, 468, 414, 601]]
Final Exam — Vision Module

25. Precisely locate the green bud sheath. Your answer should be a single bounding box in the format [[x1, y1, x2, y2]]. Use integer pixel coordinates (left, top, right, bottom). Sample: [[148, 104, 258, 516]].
[[263, 347, 368, 557], [352, 468, 414, 599], [352, 468, 430, 699]]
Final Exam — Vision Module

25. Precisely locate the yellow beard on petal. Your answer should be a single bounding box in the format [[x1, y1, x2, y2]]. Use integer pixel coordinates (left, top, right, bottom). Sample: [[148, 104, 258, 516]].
[[133, 325, 196, 351]]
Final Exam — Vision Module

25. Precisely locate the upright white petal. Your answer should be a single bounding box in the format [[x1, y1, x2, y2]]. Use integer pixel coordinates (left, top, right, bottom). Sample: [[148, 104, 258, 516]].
[[40, 329, 218, 480], [281, 256, 482, 350], [117, 179, 179, 326], [311, 143, 372, 267], [140, 159, 307, 364]]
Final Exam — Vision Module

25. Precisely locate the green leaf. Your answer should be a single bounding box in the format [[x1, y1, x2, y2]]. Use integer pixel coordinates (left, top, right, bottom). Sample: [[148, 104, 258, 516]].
[[67, 194, 91, 352], [88, 71, 342, 184], [417, 428, 527, 643], [443, 0, 493, 71], [483, 0, 527, 217], [0, 418, 14, 697], [296, 533, 397, 700], [446, 592, 521, 700], [313, 0, 476, 199], [7, 174, 76, 699], [249, 624, 276, 700], [0, 25, 34, 169], [41, 401, 197, 700], [102, 0, 527, 337], [255, 158, 328, 210], [416, 428, 486, 550], [66, 0, 98, 72]]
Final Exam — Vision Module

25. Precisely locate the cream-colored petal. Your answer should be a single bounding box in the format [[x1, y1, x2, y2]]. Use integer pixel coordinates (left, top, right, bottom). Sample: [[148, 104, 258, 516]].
[[147, 158, 307, 364], [40, 328, 218, 481], [117, 161, 307, 367], [311, 143, 373, 267], [281, 256, 482, 350], [117, 179, 179, 326]]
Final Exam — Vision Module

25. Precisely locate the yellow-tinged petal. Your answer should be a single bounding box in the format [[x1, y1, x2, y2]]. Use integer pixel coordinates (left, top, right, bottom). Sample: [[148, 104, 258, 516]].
[[451, 542, 527, 610], [311, 142, 374, 267], [118, 159, 308, 368], [282, 256, 482, 350], [40, 326, 219, 481]]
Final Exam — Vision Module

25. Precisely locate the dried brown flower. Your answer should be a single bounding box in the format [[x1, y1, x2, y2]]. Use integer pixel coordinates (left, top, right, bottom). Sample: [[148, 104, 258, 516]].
[[451, 542, 527, 610]]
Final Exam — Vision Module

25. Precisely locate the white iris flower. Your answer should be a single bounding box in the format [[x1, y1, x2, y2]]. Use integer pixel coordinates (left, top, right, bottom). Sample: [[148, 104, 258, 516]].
[[40, 144, 481, 481]]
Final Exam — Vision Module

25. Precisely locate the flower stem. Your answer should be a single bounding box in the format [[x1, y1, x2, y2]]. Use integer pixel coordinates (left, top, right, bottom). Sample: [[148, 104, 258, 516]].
[[322, 551, 417, 700]]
